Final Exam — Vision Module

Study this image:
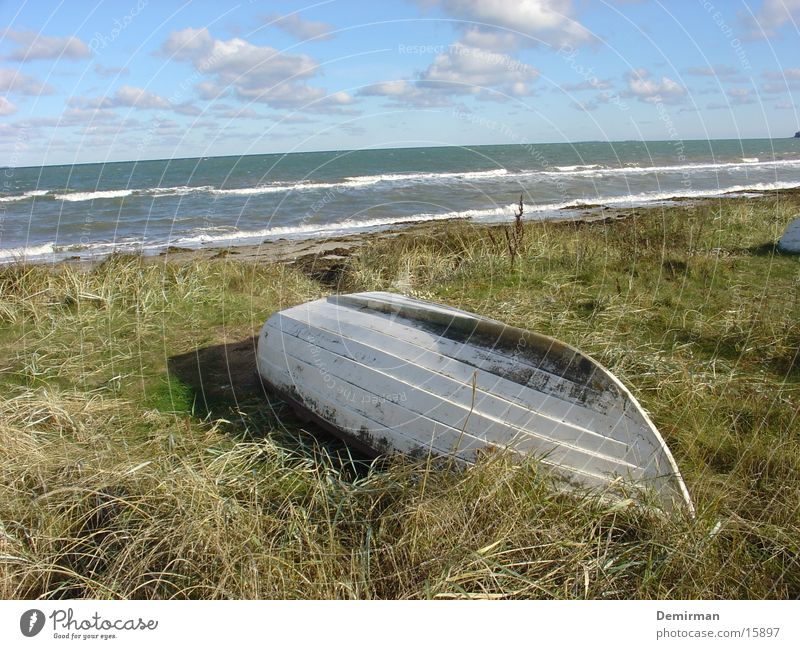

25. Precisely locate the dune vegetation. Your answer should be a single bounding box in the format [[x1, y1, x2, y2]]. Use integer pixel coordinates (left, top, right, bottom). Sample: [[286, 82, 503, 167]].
[[0, 192, 798, 599]]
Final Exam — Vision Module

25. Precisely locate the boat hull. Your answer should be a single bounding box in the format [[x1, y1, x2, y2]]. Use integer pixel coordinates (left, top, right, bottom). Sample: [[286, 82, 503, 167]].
[[256, 292, 693, 513]]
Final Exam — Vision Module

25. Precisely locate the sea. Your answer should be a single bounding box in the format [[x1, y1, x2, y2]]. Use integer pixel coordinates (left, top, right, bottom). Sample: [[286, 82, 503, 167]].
[[2, 138, 799, 263]]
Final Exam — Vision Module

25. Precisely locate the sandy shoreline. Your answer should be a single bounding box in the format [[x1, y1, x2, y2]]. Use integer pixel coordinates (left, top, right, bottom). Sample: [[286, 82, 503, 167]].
[[8, 190, 798, 270]]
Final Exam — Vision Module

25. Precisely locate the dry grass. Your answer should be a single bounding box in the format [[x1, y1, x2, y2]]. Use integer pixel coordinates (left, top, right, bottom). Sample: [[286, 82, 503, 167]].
[[1, 193, 799, 599]]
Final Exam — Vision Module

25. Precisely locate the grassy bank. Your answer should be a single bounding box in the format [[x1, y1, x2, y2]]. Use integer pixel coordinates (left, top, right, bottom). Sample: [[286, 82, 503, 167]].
[[1, 193, 798, 599]]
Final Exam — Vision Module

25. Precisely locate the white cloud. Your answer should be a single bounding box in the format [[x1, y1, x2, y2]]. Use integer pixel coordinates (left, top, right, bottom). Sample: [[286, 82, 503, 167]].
[[265, 14, 335, 41], [761, 68, 800, 95], [368, 1, 578, 107], [624, 68, 686, 104], [219, 106, 261, 119], [60, 107, 123, 126], [420, 44, 539, 95], [69, 86, 198, 114], [0, 97, 17, 115], [201, 37, 316, 86], [360, 80, 412, 97], [0, 68, 54, 95], [766, 67, 800, 80], [361, 44, 538, 106], [359, 79, 452, 107], [273, 113, 317, 123], [459, 28, 520, 51], [196, 81, 225, 100], [235, 82, 323, 105], [160, 27, 215, 61], [705, 88, 758, 110], [5, 29, 91, 61], [762, 67, 800, 93], [161, 27, 346, 110], [435, 0, 593, 49], [237, 83, 355, 111], [740, 0, 800, 39], [114, 85, 171, 109], [173, 102, 202, 116]]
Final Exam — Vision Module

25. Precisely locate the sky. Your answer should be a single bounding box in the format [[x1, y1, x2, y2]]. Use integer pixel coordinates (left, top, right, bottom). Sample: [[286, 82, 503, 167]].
[[1, 0, 798, 167]]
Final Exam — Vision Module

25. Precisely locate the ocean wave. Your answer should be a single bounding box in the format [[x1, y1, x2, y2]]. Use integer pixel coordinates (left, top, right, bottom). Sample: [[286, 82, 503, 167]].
[[536, 157, 800, 178], [547, 181, 800, 209], [0, 190, 49, 202], [208, 169, 510, 196], [209, 185, 301, 196], [0, 242, 58, 261], [170, 204, 518, 247], [4, 158, 799, 205], [5, 178, 800, 263], [342, 168, 509, 184], [208, 180, 381, 196], [38, 186, 215, 202], [0, 238, 147, 263], [169, 181, 800, 245]]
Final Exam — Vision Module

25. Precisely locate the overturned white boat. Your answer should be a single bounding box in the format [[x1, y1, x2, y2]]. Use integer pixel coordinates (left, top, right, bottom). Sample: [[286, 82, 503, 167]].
[[256, 292, 693, 514], [778, 216, 800, 253]]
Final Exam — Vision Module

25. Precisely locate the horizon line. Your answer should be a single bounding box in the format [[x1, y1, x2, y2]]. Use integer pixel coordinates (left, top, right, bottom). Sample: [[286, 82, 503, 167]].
[[4, 135, 796, 171]]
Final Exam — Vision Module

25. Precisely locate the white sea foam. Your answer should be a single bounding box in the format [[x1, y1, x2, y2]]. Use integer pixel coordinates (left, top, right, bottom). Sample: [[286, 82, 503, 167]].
[[342, 168, 509, 184], [553, 164, 603, 172], [145, 185, 215, 196], [0, 190, 50, 202], [207, 169, 510, 196], [0, 242, 58, 261], [169, 205, 517, 247], [536, 158, 800, 178], [0, 239, 149, 263], [209, 180, 371, 196], [210, 185, 299, 196], [542, 181, 800, 209], [54, 189, 134, 202]]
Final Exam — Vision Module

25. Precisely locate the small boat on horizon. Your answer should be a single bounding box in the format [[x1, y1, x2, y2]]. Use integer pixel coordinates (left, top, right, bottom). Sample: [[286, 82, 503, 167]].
[[256, 291, 694, 514]]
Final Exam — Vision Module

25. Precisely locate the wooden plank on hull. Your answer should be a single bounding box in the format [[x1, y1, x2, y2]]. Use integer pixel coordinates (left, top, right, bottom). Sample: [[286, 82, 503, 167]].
[[281, 304, 639, 437], [284, 300, 620, 417], [265, 323, 651, 482], [260, 354, 620, 489], [256, 292, 694, 514]]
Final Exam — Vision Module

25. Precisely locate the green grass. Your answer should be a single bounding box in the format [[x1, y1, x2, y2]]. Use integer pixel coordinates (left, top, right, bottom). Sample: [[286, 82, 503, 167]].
[[1, 193, 798, 599]]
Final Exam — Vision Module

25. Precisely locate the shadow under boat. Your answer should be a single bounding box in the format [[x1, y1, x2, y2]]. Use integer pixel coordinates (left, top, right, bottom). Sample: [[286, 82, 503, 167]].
[[166, 335, 370, 466]]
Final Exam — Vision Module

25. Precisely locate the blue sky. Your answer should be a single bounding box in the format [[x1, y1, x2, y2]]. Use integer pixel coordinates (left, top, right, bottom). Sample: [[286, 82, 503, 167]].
[[1, 0, 798, 166]]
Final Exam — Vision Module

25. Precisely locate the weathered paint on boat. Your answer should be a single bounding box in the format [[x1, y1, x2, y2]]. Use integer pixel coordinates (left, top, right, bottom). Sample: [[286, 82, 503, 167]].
[[256, 292, 694, 513]]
